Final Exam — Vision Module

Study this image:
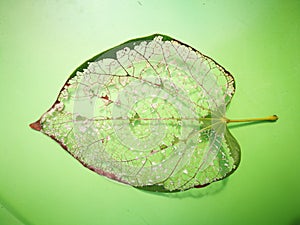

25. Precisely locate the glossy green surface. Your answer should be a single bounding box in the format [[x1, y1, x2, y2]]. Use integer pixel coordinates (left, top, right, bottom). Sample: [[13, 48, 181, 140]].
[[0, 1, 299, 225]]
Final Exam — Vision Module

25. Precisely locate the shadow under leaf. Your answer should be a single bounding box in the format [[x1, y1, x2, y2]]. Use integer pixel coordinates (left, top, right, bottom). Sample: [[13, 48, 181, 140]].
[[135, 178, 228, 199]]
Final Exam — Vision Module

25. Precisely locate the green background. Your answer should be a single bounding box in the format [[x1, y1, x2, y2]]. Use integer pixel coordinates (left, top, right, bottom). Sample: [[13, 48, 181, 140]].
[[0, 1, 299, 225]]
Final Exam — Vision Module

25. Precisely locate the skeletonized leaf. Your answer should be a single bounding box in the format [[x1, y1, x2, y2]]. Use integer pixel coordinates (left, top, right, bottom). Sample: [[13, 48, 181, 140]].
[[30, 34, 275, 192]]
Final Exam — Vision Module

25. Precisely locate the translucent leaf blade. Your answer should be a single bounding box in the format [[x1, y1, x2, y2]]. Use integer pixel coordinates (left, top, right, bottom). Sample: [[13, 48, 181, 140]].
[[30, 34, 239, 192]]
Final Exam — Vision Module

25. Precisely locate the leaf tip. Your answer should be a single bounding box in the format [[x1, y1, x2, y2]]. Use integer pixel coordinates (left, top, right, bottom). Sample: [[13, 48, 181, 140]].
[[29, 120, 42, 131]]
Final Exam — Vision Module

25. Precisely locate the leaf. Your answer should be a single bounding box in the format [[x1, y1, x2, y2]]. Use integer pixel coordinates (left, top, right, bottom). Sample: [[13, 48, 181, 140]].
[[30, 34, 278, 192]]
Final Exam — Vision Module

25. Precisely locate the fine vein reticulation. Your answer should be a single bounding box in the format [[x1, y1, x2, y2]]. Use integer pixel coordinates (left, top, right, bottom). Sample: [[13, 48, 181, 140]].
[[31, 34, 242, 192]]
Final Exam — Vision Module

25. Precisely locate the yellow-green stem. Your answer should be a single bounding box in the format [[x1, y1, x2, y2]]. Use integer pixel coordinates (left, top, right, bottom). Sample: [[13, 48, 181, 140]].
[[225, 115, 278, 123]]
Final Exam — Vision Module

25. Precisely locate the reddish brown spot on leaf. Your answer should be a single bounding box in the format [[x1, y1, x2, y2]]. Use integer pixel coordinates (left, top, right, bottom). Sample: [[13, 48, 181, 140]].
[[101, 95, 110, 100]]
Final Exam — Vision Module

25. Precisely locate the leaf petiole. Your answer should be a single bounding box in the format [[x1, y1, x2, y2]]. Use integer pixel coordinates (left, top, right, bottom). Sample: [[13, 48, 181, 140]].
[[225, 115, 278, 123]]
